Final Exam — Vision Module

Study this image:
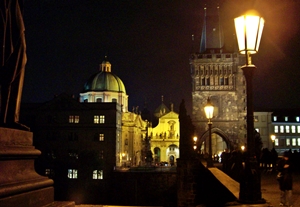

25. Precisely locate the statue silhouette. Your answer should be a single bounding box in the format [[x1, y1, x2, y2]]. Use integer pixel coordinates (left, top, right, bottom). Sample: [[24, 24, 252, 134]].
[[0, 0, 28, 129]]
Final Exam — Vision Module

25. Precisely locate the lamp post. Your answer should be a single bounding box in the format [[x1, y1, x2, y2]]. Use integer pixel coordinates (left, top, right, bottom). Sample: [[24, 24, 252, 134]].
[[270, 135, 276, 149], [234, 11, 265, 203], [204, 97, 214, 168]]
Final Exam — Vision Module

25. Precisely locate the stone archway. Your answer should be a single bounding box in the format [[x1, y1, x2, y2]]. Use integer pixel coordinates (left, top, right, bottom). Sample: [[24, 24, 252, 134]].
[[198, 127, 234, 153]]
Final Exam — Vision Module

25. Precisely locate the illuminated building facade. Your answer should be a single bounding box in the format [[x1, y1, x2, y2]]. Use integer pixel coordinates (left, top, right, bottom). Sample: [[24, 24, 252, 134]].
[[190, 6, 247, 155], [254, 110, 300, 155], [150, 100, 180, 165]]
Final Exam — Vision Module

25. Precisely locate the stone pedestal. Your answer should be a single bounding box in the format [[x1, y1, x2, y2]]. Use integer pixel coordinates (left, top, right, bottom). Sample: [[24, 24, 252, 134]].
[[0, 127, 74, 207]]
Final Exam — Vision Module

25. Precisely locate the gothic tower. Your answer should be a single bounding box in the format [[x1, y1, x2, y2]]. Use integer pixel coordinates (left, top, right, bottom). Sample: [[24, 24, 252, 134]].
[[190, 6, 247, 155]]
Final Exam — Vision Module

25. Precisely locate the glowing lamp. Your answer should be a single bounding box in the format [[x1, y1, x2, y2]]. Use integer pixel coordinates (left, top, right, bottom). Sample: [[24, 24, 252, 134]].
[[234, 13, 264, 62], [270, 135, 276, 142], [204, 98, 214, 120]]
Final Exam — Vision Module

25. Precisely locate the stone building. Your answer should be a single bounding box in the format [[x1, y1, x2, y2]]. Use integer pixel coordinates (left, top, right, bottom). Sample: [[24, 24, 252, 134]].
[[190, 6, 247, 156]]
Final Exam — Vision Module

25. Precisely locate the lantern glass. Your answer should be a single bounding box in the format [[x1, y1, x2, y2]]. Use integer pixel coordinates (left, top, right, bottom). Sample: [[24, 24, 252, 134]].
[[204, 99, 214, 120], [271, 135, 276, 141], [234, 15, 264, 54]]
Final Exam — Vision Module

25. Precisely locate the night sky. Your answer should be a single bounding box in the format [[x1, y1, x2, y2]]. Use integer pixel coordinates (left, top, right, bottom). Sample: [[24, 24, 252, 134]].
[[22, 0, 300, 115]]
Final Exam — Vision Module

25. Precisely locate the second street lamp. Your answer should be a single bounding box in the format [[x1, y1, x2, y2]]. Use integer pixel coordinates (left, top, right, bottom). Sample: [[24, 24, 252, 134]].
[[204, 97, 214, 168], [270, 135, 276, 149]]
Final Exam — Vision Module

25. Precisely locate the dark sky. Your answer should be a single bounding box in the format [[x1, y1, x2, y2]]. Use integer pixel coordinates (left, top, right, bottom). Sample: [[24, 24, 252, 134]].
[[22, 0, 300, 115]]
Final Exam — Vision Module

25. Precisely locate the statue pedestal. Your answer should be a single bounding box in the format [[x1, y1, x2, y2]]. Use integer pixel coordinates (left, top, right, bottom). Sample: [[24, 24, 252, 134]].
[[0, 127, 74, 207]]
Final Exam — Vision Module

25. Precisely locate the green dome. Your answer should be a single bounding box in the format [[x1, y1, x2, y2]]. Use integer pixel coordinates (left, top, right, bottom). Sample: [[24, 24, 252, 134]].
[[83, 71, 126, 93]]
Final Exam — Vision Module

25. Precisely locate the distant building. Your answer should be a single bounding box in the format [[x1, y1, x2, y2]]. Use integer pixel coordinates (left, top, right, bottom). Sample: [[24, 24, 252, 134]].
[[254, 109, 300, 155], [253, 111, 273, 150]]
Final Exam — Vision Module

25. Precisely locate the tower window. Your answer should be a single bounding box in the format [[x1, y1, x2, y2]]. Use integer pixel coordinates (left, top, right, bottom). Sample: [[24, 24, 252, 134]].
[[206, 78, 210, 85], [224, 77, 228, 85], [220, 77, 224, 85]]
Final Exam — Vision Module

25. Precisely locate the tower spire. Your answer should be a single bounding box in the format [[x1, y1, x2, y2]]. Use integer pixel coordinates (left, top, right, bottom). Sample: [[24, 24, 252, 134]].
[[199, 4, 224, 53], [200, 5, 207, 53]]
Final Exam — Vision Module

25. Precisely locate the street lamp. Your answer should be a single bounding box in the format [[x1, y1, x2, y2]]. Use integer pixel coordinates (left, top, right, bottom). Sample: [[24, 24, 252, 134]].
[[193, 136, 197, 150], [270, 135, 276, 149], [234, 11, 265, 203], [204, 97, 214, 168]]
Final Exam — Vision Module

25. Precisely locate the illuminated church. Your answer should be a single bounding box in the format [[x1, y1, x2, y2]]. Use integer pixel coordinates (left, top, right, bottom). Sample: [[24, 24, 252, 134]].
[[190, 6, 247, 156], [79, 58, 145, 167], [150, 97, 180, 165]]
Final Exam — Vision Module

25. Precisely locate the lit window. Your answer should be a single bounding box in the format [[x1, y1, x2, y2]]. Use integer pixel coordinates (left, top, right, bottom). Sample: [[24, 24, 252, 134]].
[[273, 116, 277, 121], [254, 116, 259, 122], [286, 126, 290, 133], [94, 116, 99, 123], [292, 126, 296, 133], [100, 115, 105, 123], [296, 117, 300, 122], [99, 134, 104, 141], [69, 115, 79, 123], [92, 170, 103, 179], [274, 126, 279, 133], [298, 138, 300, 146], [94, 115, 105, 124], [280, 126, 284, 133], [286, 139, 290, 146], [68, 169, 78, 179], [285, 116, 288, 121], [275, 139, 279, 146], [292, 138, 296, 146]]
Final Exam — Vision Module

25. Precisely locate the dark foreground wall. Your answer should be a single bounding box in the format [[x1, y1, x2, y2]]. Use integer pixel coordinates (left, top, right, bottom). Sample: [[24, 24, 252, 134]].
[[109, 171, 177, 207]]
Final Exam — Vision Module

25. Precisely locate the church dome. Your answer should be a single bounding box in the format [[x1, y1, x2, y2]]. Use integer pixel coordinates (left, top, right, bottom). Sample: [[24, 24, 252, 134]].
[[82, 60, 126, 93]]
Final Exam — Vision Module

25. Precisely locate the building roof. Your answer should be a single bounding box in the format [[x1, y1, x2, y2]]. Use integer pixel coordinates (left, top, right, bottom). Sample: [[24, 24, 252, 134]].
[[82, 59, 126, 93]]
